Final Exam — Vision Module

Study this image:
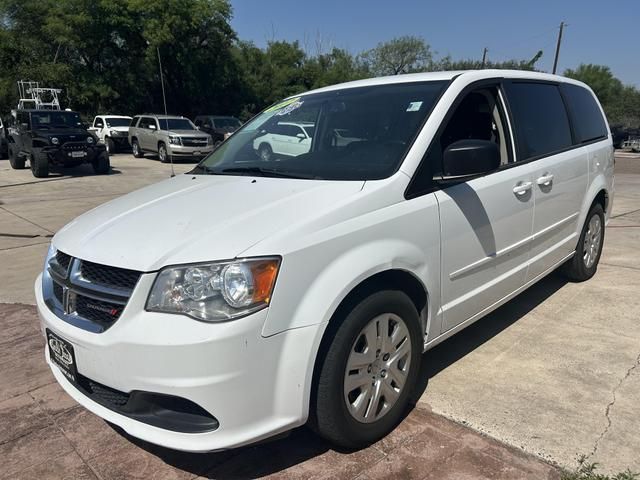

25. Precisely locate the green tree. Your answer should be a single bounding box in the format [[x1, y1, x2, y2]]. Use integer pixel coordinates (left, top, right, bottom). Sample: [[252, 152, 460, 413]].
[[361, 36, 433, 76]]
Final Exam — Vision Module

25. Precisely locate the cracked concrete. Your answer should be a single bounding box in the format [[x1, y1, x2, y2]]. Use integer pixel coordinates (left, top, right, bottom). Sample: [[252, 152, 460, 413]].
[[589, 352, 640, 460]]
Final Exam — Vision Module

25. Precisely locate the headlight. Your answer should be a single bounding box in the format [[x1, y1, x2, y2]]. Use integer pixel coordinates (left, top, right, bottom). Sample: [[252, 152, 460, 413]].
[[169, 136, 182, 145], [87, 136, 94, 144], [51, 137, 59, 145], [146, 257, 280, 321], [110, 130, 117, 136]]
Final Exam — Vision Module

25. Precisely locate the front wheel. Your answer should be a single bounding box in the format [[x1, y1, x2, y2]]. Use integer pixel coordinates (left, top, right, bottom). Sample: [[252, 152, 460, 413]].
[[30, 152, 49, 178], [258, 143, 273, 162], [158, 143, 171, 163], [560, 203, 605, 281], [105, 138, 115, 155], [311, 290, 422, 449], [132, 139, 143, 158], [92, 152, 110, 174]]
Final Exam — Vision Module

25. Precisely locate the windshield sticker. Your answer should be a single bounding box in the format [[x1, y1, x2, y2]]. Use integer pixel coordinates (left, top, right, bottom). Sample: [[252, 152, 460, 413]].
[[265, 97, 301, 113], [274, 99, 304, 116], [406, 101, 423, 112]]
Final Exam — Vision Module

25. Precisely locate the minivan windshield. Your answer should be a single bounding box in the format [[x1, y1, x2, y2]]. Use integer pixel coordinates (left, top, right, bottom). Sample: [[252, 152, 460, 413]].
[[195, 81, 447, 180], [213, 117, 242, 129], [159, 118, 195, 131]]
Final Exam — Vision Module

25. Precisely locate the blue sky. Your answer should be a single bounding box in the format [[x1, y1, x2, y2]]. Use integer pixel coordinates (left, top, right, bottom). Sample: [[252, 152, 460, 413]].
[[231, 0, 639, 87]]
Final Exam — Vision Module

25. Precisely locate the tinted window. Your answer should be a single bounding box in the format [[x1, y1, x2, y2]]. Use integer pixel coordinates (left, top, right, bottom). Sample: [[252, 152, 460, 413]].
[[105, 117, 131, 128], [561, 84, 608, 143], [130, 116, 140, 127], [505, 82, 572, 160]]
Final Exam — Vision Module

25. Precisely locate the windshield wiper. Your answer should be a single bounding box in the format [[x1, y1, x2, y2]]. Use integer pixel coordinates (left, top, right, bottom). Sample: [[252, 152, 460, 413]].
[[219, 167, 311, 179]]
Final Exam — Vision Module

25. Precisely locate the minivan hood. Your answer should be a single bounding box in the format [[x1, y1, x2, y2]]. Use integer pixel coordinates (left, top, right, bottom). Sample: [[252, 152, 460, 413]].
[[53, 174, 364, 271]]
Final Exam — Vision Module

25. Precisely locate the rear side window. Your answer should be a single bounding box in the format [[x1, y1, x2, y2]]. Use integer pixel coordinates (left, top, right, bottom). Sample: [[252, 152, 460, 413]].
[[561, 84, 608, 143], [505, 82, 572, 160]]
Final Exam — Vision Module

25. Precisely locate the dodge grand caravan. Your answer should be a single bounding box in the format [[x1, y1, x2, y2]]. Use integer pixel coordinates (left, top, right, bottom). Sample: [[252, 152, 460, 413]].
[[36, 70, 614, 451]]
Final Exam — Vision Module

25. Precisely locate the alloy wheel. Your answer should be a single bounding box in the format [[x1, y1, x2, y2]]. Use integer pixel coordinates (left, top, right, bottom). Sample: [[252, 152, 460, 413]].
[[583, 214, 602, 268]]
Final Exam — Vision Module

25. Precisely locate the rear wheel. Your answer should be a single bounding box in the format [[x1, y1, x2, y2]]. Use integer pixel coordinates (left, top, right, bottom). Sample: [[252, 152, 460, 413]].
[[560, 203, 605, 281], [158, 143, 171, 163], [92, 151, 110, 174], [8, 145, 26, 169], [132, 139, 143, 158], [30, 151, 49, 178], [311, 290, 422, 449]]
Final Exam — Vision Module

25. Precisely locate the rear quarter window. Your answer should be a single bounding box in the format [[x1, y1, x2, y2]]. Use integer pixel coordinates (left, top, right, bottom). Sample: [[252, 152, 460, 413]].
[[505, 82, 573, 161], [561, 83, 608, 143]]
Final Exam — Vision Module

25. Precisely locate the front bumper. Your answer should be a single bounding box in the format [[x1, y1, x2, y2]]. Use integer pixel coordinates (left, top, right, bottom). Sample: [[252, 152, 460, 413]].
[[43, 144, 104, 166], [167, 144, 213, 159], [35, 273, 318, 452]]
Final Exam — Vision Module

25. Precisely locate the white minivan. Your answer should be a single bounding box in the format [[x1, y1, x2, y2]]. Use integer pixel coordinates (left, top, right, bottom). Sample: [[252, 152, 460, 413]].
[[36, 70, 614, 452]]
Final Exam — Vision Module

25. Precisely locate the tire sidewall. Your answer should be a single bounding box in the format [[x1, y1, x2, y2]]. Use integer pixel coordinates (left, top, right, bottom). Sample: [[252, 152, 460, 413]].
[[315, 290, 422, 447], [573, 204, 605, 279]]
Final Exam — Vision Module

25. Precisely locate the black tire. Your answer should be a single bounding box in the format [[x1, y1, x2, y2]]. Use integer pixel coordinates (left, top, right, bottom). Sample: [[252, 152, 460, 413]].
[[560, 203, 605, 282], [311, 290, 422, 449], [258, 143, 273, 162], [105, 138, 115, 155], [30, 151, 49, 178], [8, 145, 26, 169], [92, 152, 110, 174], [132, 139, 143, 158], [158, 142, 171, 163]]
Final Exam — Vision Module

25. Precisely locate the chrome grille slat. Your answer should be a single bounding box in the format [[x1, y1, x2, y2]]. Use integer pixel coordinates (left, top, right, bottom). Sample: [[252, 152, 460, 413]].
[[45, 254, 142, 333]]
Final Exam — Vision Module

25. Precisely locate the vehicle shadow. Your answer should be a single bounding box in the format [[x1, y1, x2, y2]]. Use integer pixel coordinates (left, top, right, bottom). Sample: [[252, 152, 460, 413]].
[[108, 272, 569, 479]]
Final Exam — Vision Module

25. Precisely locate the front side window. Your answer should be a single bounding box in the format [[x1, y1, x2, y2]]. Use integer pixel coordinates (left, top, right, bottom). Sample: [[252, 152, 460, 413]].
[[505, 82, 572, 160], [158, 118, 195, 131], [213, 117, 242, 129], [561, 84, 608, 144], [93, 117, 104, 128], [196, 81, 448, 180]]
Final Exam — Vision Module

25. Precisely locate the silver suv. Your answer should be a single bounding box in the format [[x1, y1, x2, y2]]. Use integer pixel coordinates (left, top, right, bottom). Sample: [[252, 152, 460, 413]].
[[128, 114, 213, 162]]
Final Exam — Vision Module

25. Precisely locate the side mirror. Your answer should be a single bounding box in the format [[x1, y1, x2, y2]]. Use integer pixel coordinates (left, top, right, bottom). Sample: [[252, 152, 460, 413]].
[[149, 124, 157, 130], [440, 139, 500, 180], [296, 133, 306, 141], [195, 126, 200, 130]]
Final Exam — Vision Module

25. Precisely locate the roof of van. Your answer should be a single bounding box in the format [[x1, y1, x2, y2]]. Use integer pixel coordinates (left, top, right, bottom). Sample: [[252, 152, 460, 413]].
[[300, 70, 586, 96]]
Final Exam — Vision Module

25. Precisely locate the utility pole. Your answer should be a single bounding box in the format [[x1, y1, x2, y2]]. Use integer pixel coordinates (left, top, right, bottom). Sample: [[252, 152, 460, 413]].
[[552, 22, 565, 74], [481, 47, 488, 68]]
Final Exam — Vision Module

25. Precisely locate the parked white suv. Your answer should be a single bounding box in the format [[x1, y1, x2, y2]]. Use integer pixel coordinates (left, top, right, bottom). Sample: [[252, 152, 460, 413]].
[[36, 70, 613, 452], [252, 121, 315, 161], [89, 115, 132, 154]]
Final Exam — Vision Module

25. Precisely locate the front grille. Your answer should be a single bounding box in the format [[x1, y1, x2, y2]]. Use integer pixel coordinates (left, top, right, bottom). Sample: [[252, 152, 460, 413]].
[[53, 282, 64, 303], [78, 375, 130, 407], [74, 294, 123, 327], [45, 254, 142, 333], [56, 251, 71, 270], [181, 137, 209, 147], [62, 142, 88, 151], [80, 261, 141, 291]]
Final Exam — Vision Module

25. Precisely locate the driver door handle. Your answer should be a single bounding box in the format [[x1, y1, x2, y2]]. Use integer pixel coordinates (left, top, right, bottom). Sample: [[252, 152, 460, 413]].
[[536, 173, 554, 186], [513, 181, 533, 196]]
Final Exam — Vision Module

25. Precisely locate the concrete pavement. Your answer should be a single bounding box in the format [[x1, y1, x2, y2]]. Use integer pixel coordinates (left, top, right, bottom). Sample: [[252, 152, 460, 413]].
[[1, 152, 640, 477]]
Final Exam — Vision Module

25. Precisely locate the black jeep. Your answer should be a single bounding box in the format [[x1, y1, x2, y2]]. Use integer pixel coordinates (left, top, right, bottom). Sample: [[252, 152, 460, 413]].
[[7, 109, 109, 178]]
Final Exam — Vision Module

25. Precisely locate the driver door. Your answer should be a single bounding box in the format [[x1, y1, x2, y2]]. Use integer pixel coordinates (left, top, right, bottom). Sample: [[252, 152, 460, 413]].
[[434, 84, 536, 332]]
